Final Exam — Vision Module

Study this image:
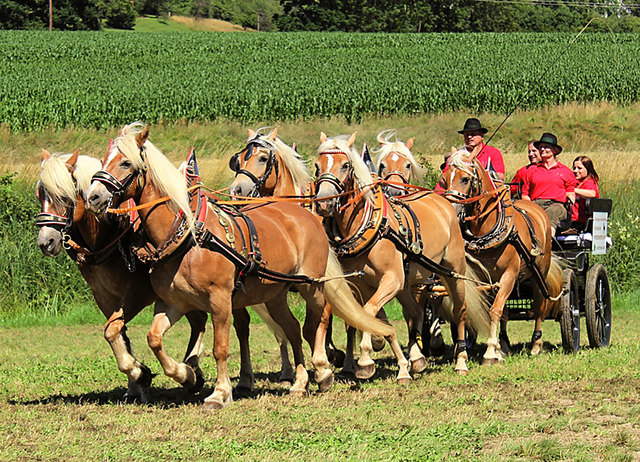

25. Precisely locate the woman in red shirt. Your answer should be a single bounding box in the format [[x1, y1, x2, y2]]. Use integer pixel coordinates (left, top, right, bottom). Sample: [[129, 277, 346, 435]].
[[571, 155, 600, 229], [522, 133, 577, 236]]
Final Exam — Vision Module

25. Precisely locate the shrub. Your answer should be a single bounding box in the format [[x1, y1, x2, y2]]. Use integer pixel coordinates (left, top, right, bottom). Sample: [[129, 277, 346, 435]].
[[104, 0, 136, 30]]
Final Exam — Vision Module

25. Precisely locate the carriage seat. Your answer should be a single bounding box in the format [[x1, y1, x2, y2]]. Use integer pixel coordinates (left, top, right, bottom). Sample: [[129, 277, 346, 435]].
[[554, 198, 613, 250]]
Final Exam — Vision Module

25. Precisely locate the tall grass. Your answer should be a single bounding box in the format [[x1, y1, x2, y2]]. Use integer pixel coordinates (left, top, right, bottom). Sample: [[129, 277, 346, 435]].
[[0, 174, 91, 324]]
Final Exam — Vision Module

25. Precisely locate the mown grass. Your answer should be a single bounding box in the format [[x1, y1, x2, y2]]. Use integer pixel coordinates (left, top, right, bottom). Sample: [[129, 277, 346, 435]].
[[1, 291, 639, 460]]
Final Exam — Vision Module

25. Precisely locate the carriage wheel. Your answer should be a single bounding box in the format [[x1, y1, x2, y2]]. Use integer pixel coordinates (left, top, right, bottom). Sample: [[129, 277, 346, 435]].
[[560, 268, 580, 353], [585, 263, 612, 348]]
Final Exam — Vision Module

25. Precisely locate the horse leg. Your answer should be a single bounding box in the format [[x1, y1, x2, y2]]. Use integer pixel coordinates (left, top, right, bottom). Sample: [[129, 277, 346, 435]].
[[356, 274, 410, 384], [442, 276, 470, 375], [182, 310, 207, 393], [396, 290, 427, 373], [252, 303, 294, 385], [147, 301, 201, 391], [265, 293, 309, 396], [371, 308, 388, 352], [530, 290, 546, 355], [326, 316, 346, 367], [103, 308, 153, 403], [499, 311, 511, 355], [482, 271, 517, 365], [298, 284, 334, 393], [232, 307, 255, 393], [203, 295, 234, 410], [340, 325, 357, 378]]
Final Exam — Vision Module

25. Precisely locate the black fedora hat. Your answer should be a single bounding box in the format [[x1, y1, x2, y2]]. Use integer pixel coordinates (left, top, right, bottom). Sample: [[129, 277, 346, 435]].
[[533, 132, 562, 154], [458, 118, 488, 135]]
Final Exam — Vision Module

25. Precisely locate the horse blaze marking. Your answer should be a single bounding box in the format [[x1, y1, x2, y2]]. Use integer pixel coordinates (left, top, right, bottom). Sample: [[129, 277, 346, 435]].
[[105, 147, 120, 167], [326, 155, 334, 170], [391, 153, 399, 162]]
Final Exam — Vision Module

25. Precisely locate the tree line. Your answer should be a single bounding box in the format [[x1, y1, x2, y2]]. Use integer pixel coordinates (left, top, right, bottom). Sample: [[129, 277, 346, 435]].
[[1, 0, 640, 31]]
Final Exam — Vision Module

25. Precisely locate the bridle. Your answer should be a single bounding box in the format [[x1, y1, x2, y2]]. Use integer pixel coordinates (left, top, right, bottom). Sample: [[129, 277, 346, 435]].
[[378, 151, 411, 193], [314, 149, 353, 197], [229, 137, 279, 197], [91, 146, 147, 208], [444, 159, 480, 203]]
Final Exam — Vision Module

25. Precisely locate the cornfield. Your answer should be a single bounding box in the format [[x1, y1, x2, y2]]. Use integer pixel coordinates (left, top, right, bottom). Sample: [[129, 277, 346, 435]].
[[0, 31, 637, 131]]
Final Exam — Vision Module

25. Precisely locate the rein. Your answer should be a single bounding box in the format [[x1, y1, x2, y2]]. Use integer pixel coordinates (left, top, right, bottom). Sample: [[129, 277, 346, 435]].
[[229, 137, 279, 197]]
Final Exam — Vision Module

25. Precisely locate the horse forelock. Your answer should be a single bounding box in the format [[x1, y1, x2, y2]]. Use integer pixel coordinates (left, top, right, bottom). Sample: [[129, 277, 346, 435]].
[[448, 148, 477, 177], [40, 154, 100, 207], [116, 130, 194, 229]]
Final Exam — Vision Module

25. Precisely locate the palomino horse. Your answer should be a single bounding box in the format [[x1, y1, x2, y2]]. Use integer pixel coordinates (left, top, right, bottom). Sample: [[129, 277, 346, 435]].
[[36, 149, 207, 402], [440, 148, 564, 361], [314, 133, 489, 380], [86, 123, 393, 409]]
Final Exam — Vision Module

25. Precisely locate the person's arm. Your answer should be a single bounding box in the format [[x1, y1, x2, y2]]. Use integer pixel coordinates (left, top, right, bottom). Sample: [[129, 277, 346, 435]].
[[574, 187, 597, 198], [566, 192, 576, 203], [522, 195, 531, 201]]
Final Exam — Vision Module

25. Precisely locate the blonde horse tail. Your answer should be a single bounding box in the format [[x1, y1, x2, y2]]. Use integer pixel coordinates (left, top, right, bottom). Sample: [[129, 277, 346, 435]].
[[462, 253, 492, 338], [322, 250, 394, 337], [251, 304, 288, 344]]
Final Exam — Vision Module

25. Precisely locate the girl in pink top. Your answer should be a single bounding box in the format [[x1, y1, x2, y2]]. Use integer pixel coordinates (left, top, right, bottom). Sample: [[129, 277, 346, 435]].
[[571, 156, 600, 229]]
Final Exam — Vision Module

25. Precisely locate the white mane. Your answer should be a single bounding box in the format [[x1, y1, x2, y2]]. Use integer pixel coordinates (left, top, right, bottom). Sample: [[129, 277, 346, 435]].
[[448, 147, 477, 177], [317, 135, 375, 202], [114, 123, 194, 229], [250, 129, 311, 191], [39, 153, 102, 207], [374, 130, 424, 182]]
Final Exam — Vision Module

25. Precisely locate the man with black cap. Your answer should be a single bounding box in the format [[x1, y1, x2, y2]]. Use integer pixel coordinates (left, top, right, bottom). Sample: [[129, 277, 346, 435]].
[[458, 117, 505, 181], [521, 132, 577, 236]]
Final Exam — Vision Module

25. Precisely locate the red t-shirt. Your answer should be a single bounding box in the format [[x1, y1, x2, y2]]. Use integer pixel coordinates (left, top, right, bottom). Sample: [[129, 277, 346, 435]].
[[522, 162, 577, 202], [476, 144, 505, 176], [571, 177, 599, 224], [510, 164, 534, 197]]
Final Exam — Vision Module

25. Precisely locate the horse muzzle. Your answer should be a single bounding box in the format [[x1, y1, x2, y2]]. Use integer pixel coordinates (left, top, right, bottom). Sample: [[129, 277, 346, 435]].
[[86, 182, 112, 215], [37, 227, 63, 257]]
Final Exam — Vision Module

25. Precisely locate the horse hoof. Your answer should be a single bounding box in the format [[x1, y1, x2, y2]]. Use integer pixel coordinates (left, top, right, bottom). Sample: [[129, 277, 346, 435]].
[[136, 364, 155, 389], [372, 335, 386, 352], [336, 370, 356, 383], [397, 376, 412, 385], [188, 368, 205, 394], [355, 363, 376, 380], [279, 379, 294, 387], [202, 399, 225, 411], [317, 372, 335, 393], [328, 349, 346, 368], [411, 357, 428, 374], [289, 387, 309, 398], [233, 385, 253, 398], [482, 357, 499, 366], [456, 369, 469, 376]]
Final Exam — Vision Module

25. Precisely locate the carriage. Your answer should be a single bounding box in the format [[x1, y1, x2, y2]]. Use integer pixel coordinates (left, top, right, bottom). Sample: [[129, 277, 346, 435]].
[[505, 197, 613, 353]]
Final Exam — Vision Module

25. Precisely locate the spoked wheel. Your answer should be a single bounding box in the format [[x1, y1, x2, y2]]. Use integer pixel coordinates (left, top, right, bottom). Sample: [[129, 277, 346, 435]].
[[585, 263, 612, 348], [560, 268, 580, 353]]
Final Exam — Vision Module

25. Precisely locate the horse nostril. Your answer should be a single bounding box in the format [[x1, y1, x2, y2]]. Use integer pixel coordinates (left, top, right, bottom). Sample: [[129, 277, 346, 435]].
[[88, 193, 100, 206]]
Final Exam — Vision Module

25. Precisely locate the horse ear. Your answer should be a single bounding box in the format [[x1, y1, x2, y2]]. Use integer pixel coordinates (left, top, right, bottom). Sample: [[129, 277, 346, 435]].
[[65, 149, 80, 170], [346, 132, 357, 148], [469, 144, 481, 160], [377, 132, 386, 145], [406, 137, 415, 150], [320, 132, 328, 143], [136, 125, 150, 150], [268, 126, 279, 141], [248, 128, 256, 139], [41, 149, 52, 163]]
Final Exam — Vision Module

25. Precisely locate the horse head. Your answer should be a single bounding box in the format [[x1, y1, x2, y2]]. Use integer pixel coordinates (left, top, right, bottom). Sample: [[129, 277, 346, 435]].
[[374, 130, 421, 197], [87, 124, 150, 215], [313, 131, 361, 217], [228, 127, 280, 197], [36, 148, 101, 256], [441, 146, 484, 217]]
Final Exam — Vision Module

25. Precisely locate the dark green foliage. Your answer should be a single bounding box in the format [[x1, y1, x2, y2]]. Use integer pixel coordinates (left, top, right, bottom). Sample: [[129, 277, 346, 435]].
[[0, 0, 102, 30], [0, 174, 91, 320], [105, 0, 136, 29]]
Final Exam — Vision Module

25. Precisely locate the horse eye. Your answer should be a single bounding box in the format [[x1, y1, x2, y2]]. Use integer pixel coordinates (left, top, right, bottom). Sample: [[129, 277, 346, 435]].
[[405, 163, 411, 169], [461, 177, 470, 185], [342, 162, 351, 171], [120, 160, 132, 169], [380, 163, 387, 171], [259, 155, 268, 163]]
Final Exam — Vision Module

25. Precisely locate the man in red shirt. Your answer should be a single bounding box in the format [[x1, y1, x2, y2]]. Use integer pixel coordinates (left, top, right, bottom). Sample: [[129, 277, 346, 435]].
[[522, 133, 577, 236], [458, 118, 505, 181]]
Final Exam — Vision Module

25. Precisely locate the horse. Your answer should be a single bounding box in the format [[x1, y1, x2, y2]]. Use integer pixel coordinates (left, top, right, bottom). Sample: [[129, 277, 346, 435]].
[[227, 127, 346, 389], [313, 132, 490, 381], [35, 149, 208, 403], [374, 130, 447, 356], [86, 123, 393, 409], [440, 147, 564, 361]]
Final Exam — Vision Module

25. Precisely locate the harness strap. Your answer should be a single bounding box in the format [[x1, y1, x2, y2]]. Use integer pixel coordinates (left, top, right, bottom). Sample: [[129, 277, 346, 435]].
[[384, 228, 456, 279], [507, 230, 553, 299]]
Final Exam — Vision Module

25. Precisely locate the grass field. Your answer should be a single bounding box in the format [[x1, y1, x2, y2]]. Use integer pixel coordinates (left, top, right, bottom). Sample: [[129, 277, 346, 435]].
[[127, 15, 247, 33], [1, 291, 639, 460]]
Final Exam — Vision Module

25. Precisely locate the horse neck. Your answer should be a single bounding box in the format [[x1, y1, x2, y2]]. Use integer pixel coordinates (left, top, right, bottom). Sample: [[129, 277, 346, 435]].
[[136, 181, 181, 247], [271, 161, 298, 197], [73, 194, 118, 250], [466, 166, 500, 235]]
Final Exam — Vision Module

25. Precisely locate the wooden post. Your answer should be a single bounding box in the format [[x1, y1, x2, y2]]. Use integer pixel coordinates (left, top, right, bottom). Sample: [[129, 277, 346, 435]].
[[49, 0, 53, 31]]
